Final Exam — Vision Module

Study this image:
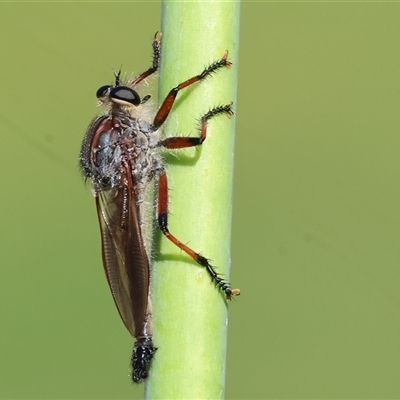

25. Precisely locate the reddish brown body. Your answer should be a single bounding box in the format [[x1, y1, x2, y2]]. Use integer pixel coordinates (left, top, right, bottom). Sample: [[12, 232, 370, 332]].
[[79, 32, 239, 383]]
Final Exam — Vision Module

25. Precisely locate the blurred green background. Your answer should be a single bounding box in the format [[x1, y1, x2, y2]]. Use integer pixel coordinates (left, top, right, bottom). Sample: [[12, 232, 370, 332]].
[[1, 1, 400, 399]]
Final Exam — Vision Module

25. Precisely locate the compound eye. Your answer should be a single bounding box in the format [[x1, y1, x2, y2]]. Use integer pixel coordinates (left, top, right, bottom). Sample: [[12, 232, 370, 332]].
[[110, 86, 141, 106], [96, 85, 112, 99]]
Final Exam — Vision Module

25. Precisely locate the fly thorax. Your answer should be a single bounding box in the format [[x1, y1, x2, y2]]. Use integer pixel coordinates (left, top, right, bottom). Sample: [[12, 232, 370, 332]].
[[92, 130, 123, 190]]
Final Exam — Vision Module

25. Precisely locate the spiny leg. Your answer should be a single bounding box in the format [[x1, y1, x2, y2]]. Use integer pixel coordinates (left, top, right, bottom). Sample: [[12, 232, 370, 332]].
[[129, 31, 162, 87], [152, 52, 232, 130], [160, 103, 234, 149], [156, 171, 239, 300]]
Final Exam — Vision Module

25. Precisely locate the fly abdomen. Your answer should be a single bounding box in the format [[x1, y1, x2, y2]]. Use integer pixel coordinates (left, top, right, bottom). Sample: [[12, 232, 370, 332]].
[[131, 338, 157, 383]]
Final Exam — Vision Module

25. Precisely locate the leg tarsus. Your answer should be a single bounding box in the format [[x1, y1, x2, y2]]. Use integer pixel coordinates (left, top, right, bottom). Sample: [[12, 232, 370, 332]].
[[129, 32, 162, 87]]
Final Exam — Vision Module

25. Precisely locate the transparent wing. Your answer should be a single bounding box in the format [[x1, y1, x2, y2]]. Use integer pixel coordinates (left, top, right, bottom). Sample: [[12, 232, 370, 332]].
[[95, 163, 150, 338]]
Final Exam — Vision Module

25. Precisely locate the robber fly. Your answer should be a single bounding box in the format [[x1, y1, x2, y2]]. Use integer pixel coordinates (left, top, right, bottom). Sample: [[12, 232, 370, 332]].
[[79, 32, 240, 383]]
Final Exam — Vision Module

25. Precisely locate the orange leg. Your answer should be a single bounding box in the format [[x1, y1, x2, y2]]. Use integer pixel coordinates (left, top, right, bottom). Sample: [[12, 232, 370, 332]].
[[157, 172, 239, 299], [152, 52, 231, 130]]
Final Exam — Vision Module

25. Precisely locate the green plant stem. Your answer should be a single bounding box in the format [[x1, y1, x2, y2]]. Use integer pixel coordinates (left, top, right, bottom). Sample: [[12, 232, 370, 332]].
[[145, 1, 240, 398]]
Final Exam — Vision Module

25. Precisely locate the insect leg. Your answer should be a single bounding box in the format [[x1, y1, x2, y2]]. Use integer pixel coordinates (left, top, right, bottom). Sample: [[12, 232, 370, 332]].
[[129, 31, 162, 86], [157, 171, 240, 299], [152, 52, 232, 130], [160, 103, 233, 149]]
